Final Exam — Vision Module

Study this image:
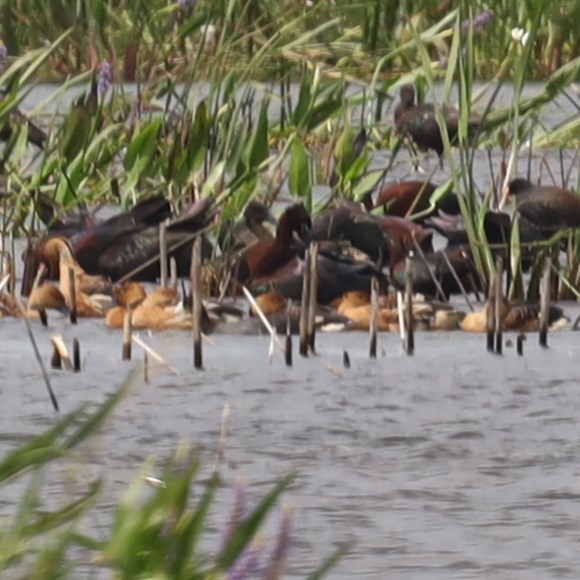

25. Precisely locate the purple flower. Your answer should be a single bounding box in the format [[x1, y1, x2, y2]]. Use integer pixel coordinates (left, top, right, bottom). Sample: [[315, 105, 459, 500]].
[[98, 60, 112, 96], [461, 9, 495, 34], [262, 509, 292, 580], [178, 0, 195, 11], [228, 545, 262, 580], [0, 44, 7, 74], [221, 482, 247, 551]]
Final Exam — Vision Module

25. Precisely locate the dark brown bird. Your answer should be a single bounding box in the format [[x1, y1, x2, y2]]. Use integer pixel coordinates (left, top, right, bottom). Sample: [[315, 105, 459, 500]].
[[369, 180, 460, 219], [394, 84, 480, 165], [239, 203, 312, 281], [218, 200, 276, 253], [506, 178, 580, 232]]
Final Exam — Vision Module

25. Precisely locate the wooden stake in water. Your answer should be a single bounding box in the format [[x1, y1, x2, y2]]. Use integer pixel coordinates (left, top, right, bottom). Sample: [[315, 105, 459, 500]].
[[143, 352, 149, 383], [369, 277, 379, 359], [72, 338, 81, 372], [68, 266, 77, 324], [169, 257, 177, 288], [486, 274, 495, 353], [285, 300, 293, 368], [306, 242, 319, 353], [159, 220, 168, 288], [343, 350, 351, 369], [539, 257, 551, 348], [404, 258, 414, 355], [191, 236, 203, 369], [494, 257, 503, 355], [299, 248, 311, 358], [122, 310, 132, 361], [517, 333, 525, 356]]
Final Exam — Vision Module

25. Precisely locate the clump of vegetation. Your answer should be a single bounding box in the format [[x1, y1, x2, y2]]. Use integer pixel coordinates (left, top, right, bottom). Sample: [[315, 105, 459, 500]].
[[0, 373, 345, 577]]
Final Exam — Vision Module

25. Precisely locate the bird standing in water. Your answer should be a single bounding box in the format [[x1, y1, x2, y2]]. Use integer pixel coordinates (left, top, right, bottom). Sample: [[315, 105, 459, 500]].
[[394, 84, 480, 167]]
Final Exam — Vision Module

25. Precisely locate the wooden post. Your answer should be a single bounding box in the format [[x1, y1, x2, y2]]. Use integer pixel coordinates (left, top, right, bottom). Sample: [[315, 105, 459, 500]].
[[285, 300, 292, 368], [169, 257, 177, 288], [517, 333, 525, 356], [306, 242, 319, 354], [39, 309, 48, 327], [494, 257, 503, 355], [298, 248, 311, 357], [404, 258, 414, 355], [68, 266, 77, 324], [192, 236, 203, 369], [369, 277, 379, 359], [143, 352, 149, 383], [122, 310, 132, 360], [539, 257, 550, 348], [343, 351, 351, 369], [486, 274, 495, 353], [159, 220, 168, 288], [72, 338, 80, 372]]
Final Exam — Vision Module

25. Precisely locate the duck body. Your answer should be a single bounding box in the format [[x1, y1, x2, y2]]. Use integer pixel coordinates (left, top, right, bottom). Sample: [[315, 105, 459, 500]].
[[237, 203, 312, 283], [392, 246, 481, 299], [508, 178, 580, 232], [460, 299, 568, 333], [394, 84, 480, 162]]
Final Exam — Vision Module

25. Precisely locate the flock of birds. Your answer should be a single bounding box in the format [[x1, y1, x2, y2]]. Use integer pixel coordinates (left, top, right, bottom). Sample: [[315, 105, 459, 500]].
[[1, 83, 578, 337]]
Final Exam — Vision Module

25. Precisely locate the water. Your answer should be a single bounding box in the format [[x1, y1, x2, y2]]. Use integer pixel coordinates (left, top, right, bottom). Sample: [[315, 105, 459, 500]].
[[1, 83, 580, 577], [2, 314, 580, 578]]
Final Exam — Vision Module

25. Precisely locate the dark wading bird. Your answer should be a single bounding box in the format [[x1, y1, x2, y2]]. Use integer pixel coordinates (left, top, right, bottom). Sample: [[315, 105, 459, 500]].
[[394, 84, 481, 167], [22, 197, 214, 295], [502, 178, 580, 232]]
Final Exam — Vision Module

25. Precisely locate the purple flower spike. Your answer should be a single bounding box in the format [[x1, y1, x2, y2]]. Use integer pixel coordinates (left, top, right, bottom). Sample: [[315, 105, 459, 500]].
[[0, 44, 7, 74], [262, 509, 292, 580], [98, 60, 112, 96], [228, 545, 262, 580], [178, 0, 195, 11], [221, 482, 248, 551], [461, 9, 495, 34]]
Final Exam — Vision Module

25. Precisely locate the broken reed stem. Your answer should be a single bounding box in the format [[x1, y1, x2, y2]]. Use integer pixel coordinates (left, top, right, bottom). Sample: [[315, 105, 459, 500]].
[[396, 291, 405, 343], [494, 257, 503, 355], [159, 221, 168, 288], [68, 266, 77, 324], [411, 241, 447, 302], [212, 402, 231, 477], [299, 248, 311, 357], [486, 274, 495, 353], [285, 299, 292, 367], [539, 257, 551, 348], [143, 351, 149, 383], [131, 334, 181, 376], [51, 344, 62, 369], [404, 258, 414, 355], [122, 310, 132, 361], [306, 242, 319, 354], [169, 257, 177, 288], [440, 249, 474, 312], [242, 287, 285, 354], [22, 308, 58, 410], [369, 277, 379, 359], [51, 335, 73, 371], [191, 236, 203, 369], [72, 338, 80, 372]]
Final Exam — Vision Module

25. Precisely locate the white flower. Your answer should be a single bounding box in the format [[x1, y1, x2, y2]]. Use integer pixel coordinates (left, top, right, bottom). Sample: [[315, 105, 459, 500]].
[[511, 27, 530, 46]]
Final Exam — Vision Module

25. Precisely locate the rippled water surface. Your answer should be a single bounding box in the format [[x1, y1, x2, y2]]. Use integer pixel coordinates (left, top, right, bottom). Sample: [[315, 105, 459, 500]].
[[2, 313, 580, 579]]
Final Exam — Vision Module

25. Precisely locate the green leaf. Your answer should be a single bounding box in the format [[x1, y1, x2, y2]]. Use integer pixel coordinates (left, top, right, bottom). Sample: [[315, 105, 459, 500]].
[[288, 137, 310, 201], [242, 98, 269, 172], [123, 118, 162, 174]]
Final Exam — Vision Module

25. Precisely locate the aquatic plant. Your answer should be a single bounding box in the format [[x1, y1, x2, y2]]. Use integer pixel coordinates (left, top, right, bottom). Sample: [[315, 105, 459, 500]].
[[0, 373, 346, 577]]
